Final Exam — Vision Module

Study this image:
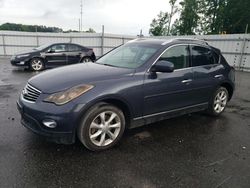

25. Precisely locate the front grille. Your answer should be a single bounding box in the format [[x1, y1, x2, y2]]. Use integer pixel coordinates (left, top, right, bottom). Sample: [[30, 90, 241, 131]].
[[22, 83, 41, 102]]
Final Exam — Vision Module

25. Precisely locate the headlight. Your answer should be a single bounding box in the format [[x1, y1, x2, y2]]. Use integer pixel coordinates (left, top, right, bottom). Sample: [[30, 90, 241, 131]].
[[16, 54, 30, 58], [44, 84, 94, 105]]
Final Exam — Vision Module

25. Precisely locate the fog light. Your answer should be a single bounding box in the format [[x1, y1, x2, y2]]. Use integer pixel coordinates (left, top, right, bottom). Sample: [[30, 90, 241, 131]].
[[19, 61, 25, 65], [42, 119, 57, 128]]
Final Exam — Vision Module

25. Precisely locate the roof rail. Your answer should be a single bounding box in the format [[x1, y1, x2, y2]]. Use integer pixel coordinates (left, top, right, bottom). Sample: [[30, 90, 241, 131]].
[[126, 38, 146, 43], [171, 38, 208, 45]]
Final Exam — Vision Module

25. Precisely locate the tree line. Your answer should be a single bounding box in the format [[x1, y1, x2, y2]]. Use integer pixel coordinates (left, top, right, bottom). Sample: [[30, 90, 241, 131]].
[[149, 0, 250, 36], [0, 23, 96, 33]]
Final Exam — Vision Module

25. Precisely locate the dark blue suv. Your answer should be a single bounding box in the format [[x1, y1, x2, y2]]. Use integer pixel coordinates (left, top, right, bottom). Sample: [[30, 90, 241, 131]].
[[17, 38, 235, 151]]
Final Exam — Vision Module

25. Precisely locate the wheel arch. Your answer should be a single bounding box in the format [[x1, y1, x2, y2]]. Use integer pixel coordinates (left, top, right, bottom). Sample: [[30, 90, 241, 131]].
[[220, 82, 234, 101], [30, 56, 45, 62], [75, 96, 134, 132], [101, 98, 132, 128]]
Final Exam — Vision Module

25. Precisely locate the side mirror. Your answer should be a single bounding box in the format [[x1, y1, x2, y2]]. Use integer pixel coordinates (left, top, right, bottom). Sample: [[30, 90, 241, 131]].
[[151, 60, 174, 73]]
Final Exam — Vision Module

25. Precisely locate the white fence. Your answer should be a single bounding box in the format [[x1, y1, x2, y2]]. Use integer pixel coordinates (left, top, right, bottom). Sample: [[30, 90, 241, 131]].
[[0, 31, 250, 71], [0, 31, 134, 58]]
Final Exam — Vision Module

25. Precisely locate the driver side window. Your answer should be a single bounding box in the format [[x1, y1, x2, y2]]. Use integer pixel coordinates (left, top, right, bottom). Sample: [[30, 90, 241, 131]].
[[159, 45, 190, 70], [50, 44, 66, 52]]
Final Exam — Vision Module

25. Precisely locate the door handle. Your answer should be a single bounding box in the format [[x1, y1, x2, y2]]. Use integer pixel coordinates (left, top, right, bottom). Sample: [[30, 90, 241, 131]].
[[214, 74, 223, 79], [182, 79, 193, 84]]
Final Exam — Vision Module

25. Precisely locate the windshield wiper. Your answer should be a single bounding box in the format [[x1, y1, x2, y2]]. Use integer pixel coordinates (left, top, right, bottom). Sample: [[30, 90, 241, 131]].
[[102, 63, 119, 68], [94, 61, 120, 68]]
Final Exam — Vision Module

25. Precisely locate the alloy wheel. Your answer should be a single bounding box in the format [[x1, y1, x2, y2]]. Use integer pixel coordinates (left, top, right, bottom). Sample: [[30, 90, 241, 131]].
[[213, 90, 228, 113], [89, 111, 121, 147], [82, 57, 92, 63], [31, 59, 43, 71]]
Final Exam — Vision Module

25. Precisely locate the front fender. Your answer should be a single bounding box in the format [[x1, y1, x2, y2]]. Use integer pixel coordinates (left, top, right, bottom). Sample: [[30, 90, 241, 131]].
[[76, 94, 134, 118]]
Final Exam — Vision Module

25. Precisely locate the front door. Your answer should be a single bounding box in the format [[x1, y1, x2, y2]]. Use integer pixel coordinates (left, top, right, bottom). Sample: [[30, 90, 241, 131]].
[[143, 45, 195, 116]]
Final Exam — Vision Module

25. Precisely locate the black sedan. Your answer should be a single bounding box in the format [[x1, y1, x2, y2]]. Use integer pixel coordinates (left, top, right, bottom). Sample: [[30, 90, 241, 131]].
[[11, 43, 96, 71]]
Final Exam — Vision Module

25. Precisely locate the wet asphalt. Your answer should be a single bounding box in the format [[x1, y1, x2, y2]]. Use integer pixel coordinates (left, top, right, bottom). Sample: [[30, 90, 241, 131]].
[[0, 57, 250, 188]]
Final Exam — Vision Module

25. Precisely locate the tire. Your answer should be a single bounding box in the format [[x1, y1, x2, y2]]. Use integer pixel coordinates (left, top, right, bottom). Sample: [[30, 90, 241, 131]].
[[207, 87, 229, 116], [30, 58, 44, 71], [80, 57, 93, 63], [77, 103, 126, 151]]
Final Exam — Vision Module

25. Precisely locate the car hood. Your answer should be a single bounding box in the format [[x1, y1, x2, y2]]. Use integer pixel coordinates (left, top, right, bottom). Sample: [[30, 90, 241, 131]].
[[29, 63, 135, 93], [14, 49, 39, 56]]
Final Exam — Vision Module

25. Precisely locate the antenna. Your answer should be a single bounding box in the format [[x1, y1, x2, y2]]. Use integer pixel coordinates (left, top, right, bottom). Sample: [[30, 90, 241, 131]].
[[80, 0, 83, 32]]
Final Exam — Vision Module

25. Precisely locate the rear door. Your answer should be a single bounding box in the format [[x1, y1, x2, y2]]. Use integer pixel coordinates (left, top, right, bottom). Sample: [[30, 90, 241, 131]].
[[45, 44, 67, 67], [67, 44, 83, 64], [191, 45, 224, 104], [143, 44, 196, 116]]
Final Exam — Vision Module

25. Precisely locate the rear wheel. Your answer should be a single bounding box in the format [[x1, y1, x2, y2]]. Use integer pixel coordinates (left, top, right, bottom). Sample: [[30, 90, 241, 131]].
[[30, 58, 44, 71], [77, 103, 125, 151], [80, 57, 92, 63], [207, 87, 229, 116]]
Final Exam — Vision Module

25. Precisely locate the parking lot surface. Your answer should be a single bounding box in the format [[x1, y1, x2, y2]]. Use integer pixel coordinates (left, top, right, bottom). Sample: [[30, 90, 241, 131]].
[[0, 57, 250, 188]]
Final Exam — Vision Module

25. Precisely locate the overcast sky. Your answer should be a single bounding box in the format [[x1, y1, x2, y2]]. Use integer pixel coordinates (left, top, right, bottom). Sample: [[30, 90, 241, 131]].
[[0, 0, 173, 35]]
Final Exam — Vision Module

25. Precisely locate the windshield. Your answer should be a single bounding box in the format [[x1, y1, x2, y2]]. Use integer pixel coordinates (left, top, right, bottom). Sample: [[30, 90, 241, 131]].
[[96, 43, 159, 69], [34, 43, 52, 51]]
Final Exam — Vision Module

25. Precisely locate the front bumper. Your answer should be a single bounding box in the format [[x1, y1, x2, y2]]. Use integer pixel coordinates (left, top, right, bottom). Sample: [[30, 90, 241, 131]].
[[11, 59, 29, 68], [17, 96, 86, 144]]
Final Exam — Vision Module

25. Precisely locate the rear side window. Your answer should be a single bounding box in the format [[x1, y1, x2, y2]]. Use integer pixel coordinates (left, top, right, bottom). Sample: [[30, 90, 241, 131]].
[[68, 44, 82, 52], [159, 45, 189, 69], [191, 46, 218, 66]]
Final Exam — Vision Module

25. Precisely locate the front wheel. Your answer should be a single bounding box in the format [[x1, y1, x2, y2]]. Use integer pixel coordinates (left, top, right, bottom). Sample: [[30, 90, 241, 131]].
[[30, 58, 44, 71], [207, 87, 229, 116], [77, 103, 125, 151]]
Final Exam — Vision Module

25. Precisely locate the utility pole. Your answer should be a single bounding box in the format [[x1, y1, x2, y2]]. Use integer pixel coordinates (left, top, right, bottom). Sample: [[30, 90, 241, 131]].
[[80, 0, 83, 32], [101, 25, 104, 56], [79, 18, 81, 32], [137, 29, 143, 37]]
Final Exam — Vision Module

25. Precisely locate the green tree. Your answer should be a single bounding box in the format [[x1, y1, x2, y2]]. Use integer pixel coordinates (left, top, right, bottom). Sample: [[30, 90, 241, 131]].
[[150, 0, 250, 36], [199, 0, 250, 34], [149, 0, 178, 36], [199, 0, 227, 34], [177, 0, 200, 35], [149, 11, 169, 36], [170, 19, 181, 36], [223, 0, 250, 34], [85, 28, 96, 33], [0, 23, 63, 32]]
